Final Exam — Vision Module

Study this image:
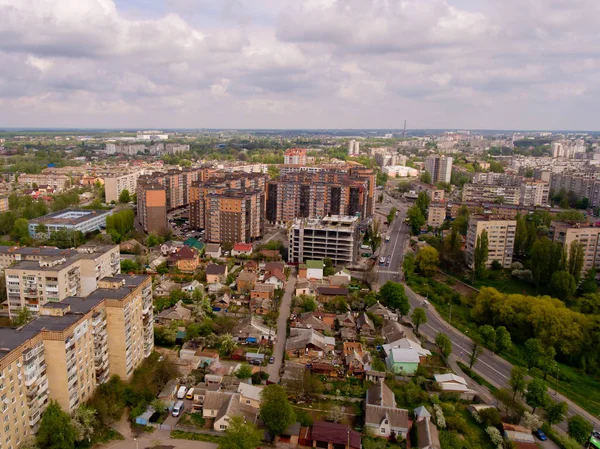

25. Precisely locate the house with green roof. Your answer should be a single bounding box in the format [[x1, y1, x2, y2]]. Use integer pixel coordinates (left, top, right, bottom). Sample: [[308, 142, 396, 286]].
[[184, 238, 205, 253], [305, 260, 324, 280]]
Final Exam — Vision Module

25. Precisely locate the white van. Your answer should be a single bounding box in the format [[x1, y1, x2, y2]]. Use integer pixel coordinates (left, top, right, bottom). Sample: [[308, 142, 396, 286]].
[[176, 386, 187, 399], [172, 400, 184, 417]]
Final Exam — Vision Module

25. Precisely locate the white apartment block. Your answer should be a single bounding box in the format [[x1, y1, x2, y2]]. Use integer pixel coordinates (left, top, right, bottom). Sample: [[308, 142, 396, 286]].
[[465, 217, 516, 269], [17, 174, 70, 191], [519, 181, 550, 207], [104, 170, 142, 203]]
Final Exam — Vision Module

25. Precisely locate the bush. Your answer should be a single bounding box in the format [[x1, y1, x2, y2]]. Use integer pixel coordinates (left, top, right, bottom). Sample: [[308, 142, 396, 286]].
[[541, 423, 582, 449], [490, 260, 503, 270]]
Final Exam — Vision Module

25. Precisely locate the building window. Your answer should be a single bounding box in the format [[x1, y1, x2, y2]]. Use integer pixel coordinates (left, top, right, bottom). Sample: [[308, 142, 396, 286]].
[[380, 428, 385, 433]]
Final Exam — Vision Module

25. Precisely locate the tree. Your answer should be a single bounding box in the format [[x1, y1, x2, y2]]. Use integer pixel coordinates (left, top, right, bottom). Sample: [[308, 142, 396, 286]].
[[536, 346, 556, 381], [147, 233, 160, 247], [453, 206, 470, 236], [407, 205, 425, 235], [420, 171, 432, 184], [298, 295, 317, 313], [415, 191, 430, 215], [568, 241, 584, 283], [479, 325, 496, 350], [525, 379, 548, 413], [369, 218, 382, 254], [520, 412, 543, 430], [544, 399, 567, 427], [411, 308, 427, 334], [468, 341, 483, 369], [260, 384, 296, 438], [495, 326, 512, 353], [387, 207, 397, 224], [118, 189, 131, 203], [327, 404, 345, 423], [72, 406, 96, 443], [219, 334, 237, 356], [12, 218, 29, 242], [378, 281, 409, 315], [218, 416, 263, 449], [530, 237, 565, 292], [473, 229, 489, 280], [509, 366, 527, 400], [523, 338, 545, 370], [235, 363, 253, 379], [416, 246, 439, 277], [12, 307, 33, 326], [550, 270, 577, 301], [402, 253, 415, 281], [36, 400, 77, 449], [567, 415, 593, 444], [435, 332, 452, 358]]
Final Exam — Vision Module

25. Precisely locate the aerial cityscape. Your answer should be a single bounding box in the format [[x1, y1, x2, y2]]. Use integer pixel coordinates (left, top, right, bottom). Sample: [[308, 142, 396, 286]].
[[0, 2, 599, 449]]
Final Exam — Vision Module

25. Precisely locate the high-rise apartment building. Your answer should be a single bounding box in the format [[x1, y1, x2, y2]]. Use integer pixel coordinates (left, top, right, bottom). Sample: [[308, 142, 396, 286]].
[[519, 180, 550, 207], [424, 155, 453, 184], [284, 148, 307, 165], [465, 217, 516, 269], [462, 184, 521, 205], [549, 222, 600, 271], [266, 166, 375, 224], [3, 245, 121, 317], [0, 274, 153, 445], [136, 180, 167, 234], [104, 170, 142, 203], [288, 215, 359, 265], [348, 140, 360, 156]]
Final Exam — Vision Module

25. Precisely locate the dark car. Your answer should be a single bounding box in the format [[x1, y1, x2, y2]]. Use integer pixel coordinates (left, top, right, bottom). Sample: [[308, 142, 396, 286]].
[[386, 255, 391, 267], [533, 429, 547, 441], [249, 359, 261, 366], [269, 357, 275, 364]]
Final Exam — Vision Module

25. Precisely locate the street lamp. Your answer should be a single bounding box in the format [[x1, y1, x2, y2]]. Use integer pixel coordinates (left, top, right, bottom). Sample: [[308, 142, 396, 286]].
[[448, 302, 452, 325], [554, 363, 559, 396]]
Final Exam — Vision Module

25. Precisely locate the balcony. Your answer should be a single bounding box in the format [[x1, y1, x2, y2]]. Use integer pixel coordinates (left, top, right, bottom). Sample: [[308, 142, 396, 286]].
[[29, 412, 41, 427], [91, 313, 103, 326]]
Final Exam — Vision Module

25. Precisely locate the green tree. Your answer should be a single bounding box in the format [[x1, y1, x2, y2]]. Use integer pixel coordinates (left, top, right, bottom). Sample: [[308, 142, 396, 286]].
[[509, 366, 527, 400], [406, 205, 425, 235], [544, 399, 567, 428], [12, 307, 33, 326], [369, 218, 382, 253], [146, 233, 160, 247], [453, 206, 470, 236], [12, 218, 30, 242], [530, 237, 565, 292], [36, 400, 77, 449], [495, 326, 512, 353], [402, 253, 416, 281], [473, 229, 489, 280], [411, 308, 427, 334], [536, 346, 556, 381], [479, 325, 496, 350], [71, 405, 96, 443], [298, 295, 318, 313], [420, 171, 432, 184], [259, 384, 296, 438], [435, 332, 452, 358], [524, 338, 545, 370], [415, 191, 430, 215], [567, 415, 593, 444], [568, 241, 585, 283], [235, 363, 253, 379], [416, 246, 439, 277], [378, 281, 409, 315], [219, 334, 237, 356], [387, 207, 397, 224], [555, 210, 585, 222], [218, 416, 263, 449], [525, 379, 548, 413], [550, 270, 577, 301], [468, 341, 483, 369], [118, 189, 131, 203]]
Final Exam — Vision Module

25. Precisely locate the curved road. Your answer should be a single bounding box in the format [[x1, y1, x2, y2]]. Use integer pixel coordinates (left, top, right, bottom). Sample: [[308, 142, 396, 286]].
[[378, 189, 600, 434]]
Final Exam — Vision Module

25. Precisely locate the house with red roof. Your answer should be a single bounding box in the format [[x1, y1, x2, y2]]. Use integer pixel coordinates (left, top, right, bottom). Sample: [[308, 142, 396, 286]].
[[232, 243, 253, 256], [168, 246, 199, 272]]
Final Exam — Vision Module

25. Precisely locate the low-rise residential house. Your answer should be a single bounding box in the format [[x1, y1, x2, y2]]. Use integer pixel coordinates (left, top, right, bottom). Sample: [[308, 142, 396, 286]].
[[381, 321, 406, 343], [203, 391, 232, 418], [168, 246, 200, 272], [340, 326, 358, 341], [357, 312, 376, 336], [433, 373, 477, 400], [292, 312, 335, 332], [207, 282, 227, 294], [311, 421, 361, 449], [237, 383, 263, 408], [205, 243, 222, 259], [276, 422, 301, 445], [317, 286, 349, 300], [263, 269, 286, 289], [232, 243, 253, 257], [413, 406, 440, 449], [286, 328, 335, 359], [502, 423, 538, 449], [214, 394, 259, 431], [343, 342, 372, 376], [250, 283, 275, 300], [368, 302, 398, 321], [244, 260, 258, 272], [154, 300, 191, 323], [365, 370, 387, 383], [299, 260, 324, 280], [263, 262, 285, 274], [160, 241, 182, 256], [206, 264, 228, 283], [333, 267, 352, 282], [311, 361, 342, 378], [365, 380, 410, 439], [337, 312, 356, 328], [181, 280, 203, 293], [232, 316, 274, 344], [385, 348, 422, 375], [250, 297, 272, 315], [213, 294, 231, 309], [382, 338, 431, 359], [237, 270, 256, 293], [295, 279, 314, 296]]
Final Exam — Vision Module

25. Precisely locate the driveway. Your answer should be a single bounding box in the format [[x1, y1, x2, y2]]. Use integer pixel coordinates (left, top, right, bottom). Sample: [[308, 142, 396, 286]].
[[267, 271, 296, 382]]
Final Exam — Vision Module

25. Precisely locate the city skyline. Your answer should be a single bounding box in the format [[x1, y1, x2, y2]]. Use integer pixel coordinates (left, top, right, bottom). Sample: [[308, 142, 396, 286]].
[[1, 0, 598, 130]]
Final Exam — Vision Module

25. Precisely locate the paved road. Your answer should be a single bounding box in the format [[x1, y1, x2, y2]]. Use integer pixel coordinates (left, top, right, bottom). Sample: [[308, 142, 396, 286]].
[[268, 271, 296, 382], [101, 430, 217, 449], [375, 193, 409, 286], [376, 188, 600, 435]]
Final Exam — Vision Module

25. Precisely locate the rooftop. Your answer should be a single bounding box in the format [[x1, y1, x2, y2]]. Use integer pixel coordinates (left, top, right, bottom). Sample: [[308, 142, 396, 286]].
[[30, 209, 112, 226], [305, 260, 324, 269]]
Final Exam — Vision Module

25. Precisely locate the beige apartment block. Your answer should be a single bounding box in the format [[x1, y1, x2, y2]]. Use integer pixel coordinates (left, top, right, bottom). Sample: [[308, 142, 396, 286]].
[[104, 170, 142, 203], [17, 174, 71, 191], [427, 202, 447, 228], [465, 216, 516, 269], [0, 274, 153, 443], [549, 222, 600, 271]]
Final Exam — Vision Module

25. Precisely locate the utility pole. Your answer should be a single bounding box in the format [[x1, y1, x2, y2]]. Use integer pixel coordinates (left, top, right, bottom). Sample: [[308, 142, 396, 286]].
[[403, 120, 407, 138], [448, 302, 452, 325]]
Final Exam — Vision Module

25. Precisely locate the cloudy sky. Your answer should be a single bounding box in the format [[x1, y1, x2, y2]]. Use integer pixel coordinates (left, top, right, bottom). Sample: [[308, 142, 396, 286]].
[[0, 0, 598, 130]]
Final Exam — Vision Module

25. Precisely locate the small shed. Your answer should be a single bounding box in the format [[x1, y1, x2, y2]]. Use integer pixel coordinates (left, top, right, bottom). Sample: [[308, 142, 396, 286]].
[[246, 353, 265, 363], [135, 406, 155, 426]]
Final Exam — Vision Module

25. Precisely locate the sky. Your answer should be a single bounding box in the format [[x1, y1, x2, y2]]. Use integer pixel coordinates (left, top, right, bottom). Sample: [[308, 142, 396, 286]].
[[0, 0, 599, 130]]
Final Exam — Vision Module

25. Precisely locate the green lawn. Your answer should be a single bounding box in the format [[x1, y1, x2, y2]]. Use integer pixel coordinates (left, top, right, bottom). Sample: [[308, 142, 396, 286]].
[[472, 272, 537, 295], [170, 430, 222, 443]]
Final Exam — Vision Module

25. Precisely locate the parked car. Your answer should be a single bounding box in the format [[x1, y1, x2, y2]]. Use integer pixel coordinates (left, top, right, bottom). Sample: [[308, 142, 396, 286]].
[[176, 386, 187, 399], [250, 359, 261, 366], [269, 357, 275, 364], [172, 400, 184, 417], [533, 429, 547, 441]]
